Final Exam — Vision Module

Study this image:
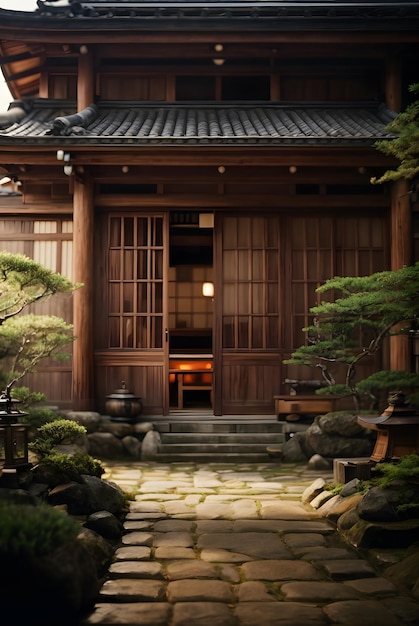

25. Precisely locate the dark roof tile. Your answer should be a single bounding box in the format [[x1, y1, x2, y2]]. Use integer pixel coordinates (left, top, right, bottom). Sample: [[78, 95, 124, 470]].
[[0, 100, 396, 146]]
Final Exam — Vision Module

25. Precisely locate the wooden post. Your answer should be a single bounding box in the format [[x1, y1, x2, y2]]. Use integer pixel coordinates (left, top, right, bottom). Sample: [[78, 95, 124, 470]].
[[78, 48, 95, 110], [390, 179, 412, 371], [385, 54, 402, 113], [72, 174, 95, 409]]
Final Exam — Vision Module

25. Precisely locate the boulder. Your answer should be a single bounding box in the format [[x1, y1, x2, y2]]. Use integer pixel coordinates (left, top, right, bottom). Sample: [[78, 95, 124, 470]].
[[87, 432, 125, 458], [305, 419, 374, 458], [122, 434, 142, 458], [141, 430, 161, 460], [64, 411, 102, 433], [85, 510, 124, 540]]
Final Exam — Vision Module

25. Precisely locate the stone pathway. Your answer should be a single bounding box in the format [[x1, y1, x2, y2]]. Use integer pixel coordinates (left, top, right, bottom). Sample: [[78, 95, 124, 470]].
[[82, 462, 419, 626]]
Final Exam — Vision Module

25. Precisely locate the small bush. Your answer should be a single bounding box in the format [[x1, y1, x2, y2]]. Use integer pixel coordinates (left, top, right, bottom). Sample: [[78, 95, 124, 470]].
[[373, 454, 419, 488], [29, 419, 86, 457], [42, 450, 104, 478], [0, 502, 79, 558], [19, 407, 61, 429], [9, 386, 46, 409]]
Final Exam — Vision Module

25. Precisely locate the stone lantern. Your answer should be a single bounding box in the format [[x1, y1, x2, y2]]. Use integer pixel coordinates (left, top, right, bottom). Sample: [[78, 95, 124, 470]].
[[0, 391, 30, 470], [358, 391, 419, 462]]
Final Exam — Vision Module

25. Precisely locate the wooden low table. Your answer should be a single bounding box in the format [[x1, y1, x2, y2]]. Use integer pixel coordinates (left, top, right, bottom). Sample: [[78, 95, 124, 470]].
[[169, 355, 213, 409], [274, 394, 336, 418]]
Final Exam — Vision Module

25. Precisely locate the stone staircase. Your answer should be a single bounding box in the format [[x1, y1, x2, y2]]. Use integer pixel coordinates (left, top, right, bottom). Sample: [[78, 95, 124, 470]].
[[149, 412, 288, 463]]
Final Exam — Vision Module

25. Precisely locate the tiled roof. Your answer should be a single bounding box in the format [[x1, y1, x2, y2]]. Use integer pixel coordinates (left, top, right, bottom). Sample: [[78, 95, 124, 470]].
[[30, 1, 419, 26], [0, 100, 396, 147]]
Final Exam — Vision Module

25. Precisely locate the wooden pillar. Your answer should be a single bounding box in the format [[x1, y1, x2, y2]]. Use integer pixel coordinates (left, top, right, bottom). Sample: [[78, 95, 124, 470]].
[[390, 179, 412, 371], [72, 174, 95, 410], [78, 48, 95, 110], [385, 53, 402, 113]]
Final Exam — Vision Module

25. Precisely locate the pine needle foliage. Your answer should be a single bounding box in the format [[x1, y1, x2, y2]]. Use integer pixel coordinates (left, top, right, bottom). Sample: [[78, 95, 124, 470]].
[[284, 264, 419, 411], [372, 83, 419, 184]]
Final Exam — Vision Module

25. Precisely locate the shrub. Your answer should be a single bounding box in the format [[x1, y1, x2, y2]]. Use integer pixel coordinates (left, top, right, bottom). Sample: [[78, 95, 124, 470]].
[[19, 407, 61, 430], [29, 419, 87, 457], [373, 454, 419, 488], [41, 450, 104, 478], [0, 502, 79, 558]]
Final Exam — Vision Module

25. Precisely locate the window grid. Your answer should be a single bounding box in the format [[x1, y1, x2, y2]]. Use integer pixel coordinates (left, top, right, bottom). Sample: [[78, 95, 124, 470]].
[[108, 215, 164, 349]]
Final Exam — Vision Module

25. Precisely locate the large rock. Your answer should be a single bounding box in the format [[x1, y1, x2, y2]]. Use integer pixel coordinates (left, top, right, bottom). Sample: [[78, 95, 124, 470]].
[[141, 430, 161, 460], [317, 412, 367, 437], [65, 411, 102, 433], [47, 475, 125, 515], [305, 419, 374, 458], [87, 432, 125, 458], [2, 538, 99, 626]]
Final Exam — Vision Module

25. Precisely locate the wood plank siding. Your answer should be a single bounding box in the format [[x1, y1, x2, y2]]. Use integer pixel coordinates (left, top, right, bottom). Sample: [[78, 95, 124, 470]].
[[0, 1, 417, 413]]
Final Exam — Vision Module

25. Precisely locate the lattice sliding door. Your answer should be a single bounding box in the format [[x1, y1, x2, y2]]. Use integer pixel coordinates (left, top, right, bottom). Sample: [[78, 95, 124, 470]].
[[222, 215, 280, 351], [108, 215, 164, 350]]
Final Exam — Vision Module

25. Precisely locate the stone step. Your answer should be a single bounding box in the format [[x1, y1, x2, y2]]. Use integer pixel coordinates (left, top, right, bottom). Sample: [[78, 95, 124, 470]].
[[158, 441, 282, 454], [153, 420, 286, 434], [160, 432, 286, 445], [154, 451, 276, 463]]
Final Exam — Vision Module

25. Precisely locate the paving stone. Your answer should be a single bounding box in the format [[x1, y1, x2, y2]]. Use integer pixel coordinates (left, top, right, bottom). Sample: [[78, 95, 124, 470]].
[[318, 559, 376, 580], [135, 493, 182, 501], [165, 560, 218, 580], [200, 548, 257, 563], [167, 579, 234, 602], [154, 546, 196, 559], [343, 577, 399, 597], [121, 531, 154, 546], [260, 500, 317, 520], [219, 564, 241, 583], [141, 480, 191, 491], [123, 520, 153, 531], [248, 482, 284, 491], [241, 559, 324, 581], [298, 547, 358, 560], [280, 581, 360, 602], [195, 520, 235, 533], [382, 596, 419, 624], [172, 602, 235, 626], [197, 532, 293, 559], [99, 579, 166, 601], [161, 501, 198, 516], [152, 519, 194, 532], [129, 501, 163, 512], [236, 581, 276, 601], [194, 477, 224, 488], [83, 602, 171, 625], [114, 546, 152, 561], [184, 494, 203, 505], [108, 561, 163, 578], [234, 601, 326, 625], [323, 600, 405, 626], [152, 531, 194, 547], [195, 502, 234, 519], [283, 532, 327, 550], [230, 499, 259, 519]]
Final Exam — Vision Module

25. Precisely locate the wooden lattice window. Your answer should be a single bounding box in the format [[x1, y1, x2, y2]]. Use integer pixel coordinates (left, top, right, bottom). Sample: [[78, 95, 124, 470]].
[[222, 215, 280, 350], [289, 215, 388, 348], [108, 215, 164, 349]]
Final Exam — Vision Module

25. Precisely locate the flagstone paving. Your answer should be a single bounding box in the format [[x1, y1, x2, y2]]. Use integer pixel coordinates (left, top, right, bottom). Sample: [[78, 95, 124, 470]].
[[82, 462, 419, 625]]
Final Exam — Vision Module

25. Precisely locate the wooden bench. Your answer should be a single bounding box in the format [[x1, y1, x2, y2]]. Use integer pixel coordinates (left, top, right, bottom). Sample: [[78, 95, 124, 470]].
[[274, 394, 336, 418]]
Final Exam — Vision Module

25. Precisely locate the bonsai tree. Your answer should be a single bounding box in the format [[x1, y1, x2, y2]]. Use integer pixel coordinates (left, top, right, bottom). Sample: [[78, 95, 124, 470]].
[[0, 251, 78, 397], [284, 264, 419, 412], [371, 82, 419, 184], [0, 251, 75, 324]]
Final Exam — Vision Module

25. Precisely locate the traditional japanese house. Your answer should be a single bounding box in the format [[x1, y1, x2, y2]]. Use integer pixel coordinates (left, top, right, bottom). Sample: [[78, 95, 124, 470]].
[[0, 0, 418, 416]]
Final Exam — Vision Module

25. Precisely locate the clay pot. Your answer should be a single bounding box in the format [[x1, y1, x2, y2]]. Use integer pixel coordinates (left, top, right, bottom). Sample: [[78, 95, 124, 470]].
[[105, 381, 143, 422]]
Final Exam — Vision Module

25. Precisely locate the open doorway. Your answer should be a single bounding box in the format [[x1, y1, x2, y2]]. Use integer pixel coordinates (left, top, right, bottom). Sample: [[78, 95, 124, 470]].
[[168, 212, 214, 411]]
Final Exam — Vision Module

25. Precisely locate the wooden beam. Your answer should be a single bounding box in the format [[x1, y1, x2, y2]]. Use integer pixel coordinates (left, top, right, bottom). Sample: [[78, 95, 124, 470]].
[[72, 173, 95, 410]]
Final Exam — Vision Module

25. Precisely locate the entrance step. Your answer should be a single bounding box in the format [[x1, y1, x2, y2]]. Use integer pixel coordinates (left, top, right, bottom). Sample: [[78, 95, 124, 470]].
[[149, 417, 287, 463]]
